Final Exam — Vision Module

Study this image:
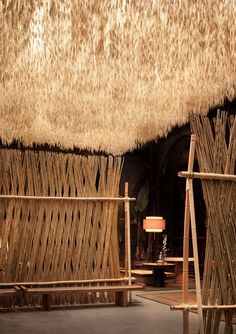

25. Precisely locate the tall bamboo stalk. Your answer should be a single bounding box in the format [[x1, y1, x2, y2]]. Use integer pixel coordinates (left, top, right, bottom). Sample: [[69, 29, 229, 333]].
[[124, 182, 132, 302], [182, 134, 204, 334], [182, 134, 196, 334], [188, 177, 204, 334]]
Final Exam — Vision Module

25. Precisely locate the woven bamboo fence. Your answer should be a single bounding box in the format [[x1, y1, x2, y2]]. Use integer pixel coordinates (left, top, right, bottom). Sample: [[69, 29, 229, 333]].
[[0, 149, 123, 307], [190, 113, 236, 333]]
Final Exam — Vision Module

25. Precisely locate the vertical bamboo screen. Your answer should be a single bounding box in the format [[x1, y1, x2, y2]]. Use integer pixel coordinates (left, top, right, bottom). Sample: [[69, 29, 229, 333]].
[[0, 149, 123, 305], [191, 113, 236, 333]]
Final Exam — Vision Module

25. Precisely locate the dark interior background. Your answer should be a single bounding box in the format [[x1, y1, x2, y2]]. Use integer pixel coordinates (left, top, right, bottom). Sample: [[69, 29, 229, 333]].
[[119, 100, 236, 274]]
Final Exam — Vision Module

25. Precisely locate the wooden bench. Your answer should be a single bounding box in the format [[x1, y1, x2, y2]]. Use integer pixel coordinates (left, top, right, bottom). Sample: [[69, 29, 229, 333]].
[[26, 284, 143, 310], [0, 279, 144, 311]]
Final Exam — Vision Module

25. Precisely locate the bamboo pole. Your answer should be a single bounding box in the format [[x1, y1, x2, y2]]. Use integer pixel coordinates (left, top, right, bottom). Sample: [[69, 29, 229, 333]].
[[189, 173, 204, 334], [178, 171, 236, 181], [124, 182, 132, 302], [182, 134, 196, 334], [171, 305, 236, 311], [0, 277, 134, 286], [0, 195, 136, 201]]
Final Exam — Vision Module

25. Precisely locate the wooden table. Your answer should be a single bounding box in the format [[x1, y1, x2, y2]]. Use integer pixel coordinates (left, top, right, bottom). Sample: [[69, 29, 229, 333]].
[[142, 262, 175, 287], [165, 257, 194, 284]]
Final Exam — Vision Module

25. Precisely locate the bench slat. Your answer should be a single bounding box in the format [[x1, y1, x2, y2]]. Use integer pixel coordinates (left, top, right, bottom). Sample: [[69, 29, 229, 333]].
[[120, 269, 152, 276], [0, 288, 18, 296], [25, 284, 143, 294], [0, 277, 133, 287]]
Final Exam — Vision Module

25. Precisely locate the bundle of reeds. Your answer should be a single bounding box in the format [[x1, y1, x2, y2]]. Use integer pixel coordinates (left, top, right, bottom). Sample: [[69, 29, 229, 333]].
[[0, 149, 123, 306], [190, 113, 236, 333], [0, 1, 235, 154]]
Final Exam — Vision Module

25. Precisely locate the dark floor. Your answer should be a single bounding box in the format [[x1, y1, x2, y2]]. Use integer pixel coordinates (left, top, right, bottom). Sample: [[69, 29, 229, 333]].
[[0, 286, 234, 334]]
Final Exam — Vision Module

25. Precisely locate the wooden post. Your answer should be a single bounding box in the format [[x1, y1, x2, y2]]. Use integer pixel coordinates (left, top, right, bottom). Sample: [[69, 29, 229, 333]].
[[42, 294, 51, 311], [182, 134, 204, 333], [124, 182, 132, 302], [189, 177, 204, 334], [115, 291, 128, 307], [182, 134, 196, 334]]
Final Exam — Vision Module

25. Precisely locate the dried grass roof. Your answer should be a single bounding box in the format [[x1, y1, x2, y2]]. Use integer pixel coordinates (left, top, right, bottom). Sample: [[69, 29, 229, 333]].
[[0, 0, 235, 154]]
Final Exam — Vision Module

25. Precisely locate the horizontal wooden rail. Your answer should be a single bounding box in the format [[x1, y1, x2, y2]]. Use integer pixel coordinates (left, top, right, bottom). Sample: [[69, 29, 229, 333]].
[[0, 288, 19, 296], [0, 277, 134, 287], [171, 304, 236, 311], [25, 284, 143, 295], [178, 171, 236, 181], [0, 195, 136, 201]]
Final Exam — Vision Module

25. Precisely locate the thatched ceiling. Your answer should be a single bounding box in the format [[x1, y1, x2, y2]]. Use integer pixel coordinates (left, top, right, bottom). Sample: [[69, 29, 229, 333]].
[[0, 0, 235, 154]]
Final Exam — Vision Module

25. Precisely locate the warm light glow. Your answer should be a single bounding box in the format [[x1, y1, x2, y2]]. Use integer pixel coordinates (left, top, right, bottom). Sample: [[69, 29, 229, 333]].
[[145, 228, 163, 232], [143, 216, 165, 233]]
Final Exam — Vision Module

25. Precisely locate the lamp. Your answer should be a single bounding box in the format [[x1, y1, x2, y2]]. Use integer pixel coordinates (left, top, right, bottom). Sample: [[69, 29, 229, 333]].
[[143, 216, 166, 233]]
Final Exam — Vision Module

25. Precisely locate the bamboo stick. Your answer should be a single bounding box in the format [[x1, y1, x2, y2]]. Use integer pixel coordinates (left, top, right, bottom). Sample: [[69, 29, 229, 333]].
[[178, 171, 236, 181], [0, 278, 134, 287], [0, 195, 136, 201], [124, 182, 132, 302], [189, 174, 204, 334], [101, 202, 115, 278], [171, 305, 236, 311], [182, 134, 196, 334]]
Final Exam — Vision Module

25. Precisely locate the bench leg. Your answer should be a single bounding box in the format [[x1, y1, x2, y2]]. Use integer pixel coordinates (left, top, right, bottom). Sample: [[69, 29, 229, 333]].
[[115, 291, 128, 307], [42, 294, 51, 311]]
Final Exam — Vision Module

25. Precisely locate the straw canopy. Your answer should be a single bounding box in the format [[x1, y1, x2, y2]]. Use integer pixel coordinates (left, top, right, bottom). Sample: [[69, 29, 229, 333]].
[[0, 0, 235, 154]]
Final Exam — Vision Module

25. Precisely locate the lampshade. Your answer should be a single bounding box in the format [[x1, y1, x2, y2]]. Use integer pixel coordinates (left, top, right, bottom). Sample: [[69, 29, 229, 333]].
[[143, 216, 166, 232]]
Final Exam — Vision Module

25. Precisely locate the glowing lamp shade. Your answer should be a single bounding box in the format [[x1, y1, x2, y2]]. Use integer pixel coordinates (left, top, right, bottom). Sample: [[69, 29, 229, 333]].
[[143, 216, 166, 233]]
